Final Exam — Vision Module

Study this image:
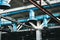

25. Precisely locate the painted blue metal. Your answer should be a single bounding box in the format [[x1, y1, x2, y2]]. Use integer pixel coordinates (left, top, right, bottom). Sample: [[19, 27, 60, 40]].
[[29, 9, 35, 19], [12, 23, 17, 31], [1, 3, 60, 17], [2, 10, 29, 17], [43, 3, 60, 9], [0, 0, 11, 9], [1, 13, 60, 31], [1, 13, 60, 25], [43, 17, 48, 27], [28, 9, 37, 21], [0, 0, 60, 31], [36, 13, 60, 20], [1, 21, 12, 25], [18, 13, 60, 23]]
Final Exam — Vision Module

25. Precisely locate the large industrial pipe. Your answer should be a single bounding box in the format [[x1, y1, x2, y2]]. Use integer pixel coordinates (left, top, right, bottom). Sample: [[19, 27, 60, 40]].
[[29, 0, 60, 24]]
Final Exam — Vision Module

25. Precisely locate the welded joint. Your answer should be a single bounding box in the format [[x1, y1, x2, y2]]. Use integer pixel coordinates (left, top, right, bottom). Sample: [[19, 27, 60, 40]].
[[12, 23, 17, 31], [29, 19, 50, 30], [43, 17, 50, 27], [29, 21, 44, 30]]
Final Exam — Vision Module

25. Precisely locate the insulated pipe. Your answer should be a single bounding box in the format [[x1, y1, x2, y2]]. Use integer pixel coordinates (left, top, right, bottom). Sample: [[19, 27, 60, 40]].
[[29, 0, 60, 24]]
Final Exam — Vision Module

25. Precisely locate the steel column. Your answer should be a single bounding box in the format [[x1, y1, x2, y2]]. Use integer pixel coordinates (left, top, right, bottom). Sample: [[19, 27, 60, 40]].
[[36, 30, 42, 40], [29, 21, 43, 40]]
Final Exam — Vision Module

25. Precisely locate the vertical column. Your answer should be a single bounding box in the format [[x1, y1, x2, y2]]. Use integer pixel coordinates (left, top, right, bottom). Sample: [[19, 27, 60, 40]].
[[12, 23, 17, 31], [29, 21, 43, 40], [36, 29, 42, 40], [43, 16, 49, 27], [43, 18, 48, 27], [36, 21, 42, 40], [29, 9, 35, 20]]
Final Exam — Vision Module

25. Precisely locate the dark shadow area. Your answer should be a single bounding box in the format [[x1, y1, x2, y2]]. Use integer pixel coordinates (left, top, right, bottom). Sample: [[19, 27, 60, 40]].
[[1, 28, 60, 40]]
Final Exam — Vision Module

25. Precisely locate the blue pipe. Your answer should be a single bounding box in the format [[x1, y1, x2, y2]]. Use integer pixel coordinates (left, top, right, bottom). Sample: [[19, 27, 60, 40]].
[[1, 3, 60, 17], [29, 9, 35, 19], [18, 13, 60, 22], [29, 9, 37, 20], [1, 13, 60, 31], [1, 21, 12, 24], [12, 23, 17, 31], [43, 18, 48, 27], [1, 13, 60, 25]]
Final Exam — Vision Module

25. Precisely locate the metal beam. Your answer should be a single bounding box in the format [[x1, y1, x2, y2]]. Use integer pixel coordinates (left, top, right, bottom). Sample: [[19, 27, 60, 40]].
[[18, 13, 60, 22], [0, 1, 60, 15], [1, 13, 60, 25], [1, 3, 60, 17]]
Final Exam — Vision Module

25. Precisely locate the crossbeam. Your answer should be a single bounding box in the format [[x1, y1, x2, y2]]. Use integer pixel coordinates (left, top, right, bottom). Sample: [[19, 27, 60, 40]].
[[0, 1, 60, 15], [1, 13, 60, 25]]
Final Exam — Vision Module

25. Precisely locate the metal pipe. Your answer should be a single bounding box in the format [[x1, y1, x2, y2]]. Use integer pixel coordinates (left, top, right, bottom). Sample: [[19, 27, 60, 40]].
[[29, 0, 60, 24], [1, 13, 60, 25], [12, 23, 17, 31], [0, 0, 60, 14], [36, 30, 42, 40], [1, 16, 18, 24]]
